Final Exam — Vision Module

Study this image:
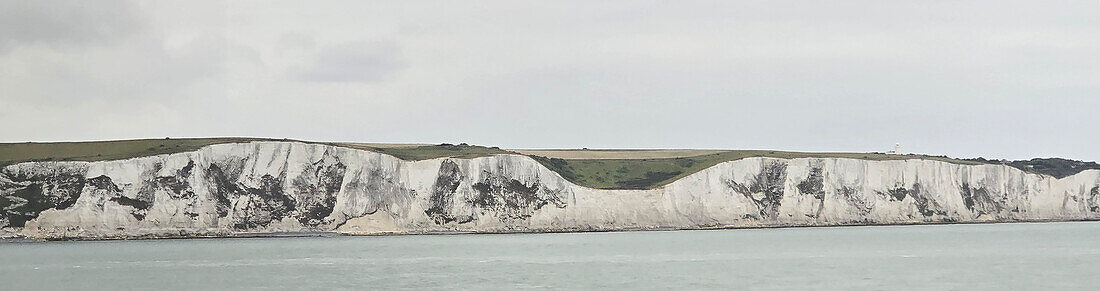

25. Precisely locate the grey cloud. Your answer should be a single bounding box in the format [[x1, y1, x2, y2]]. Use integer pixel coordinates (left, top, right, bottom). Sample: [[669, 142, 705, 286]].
[[276, 32, 317, 51], [1, 1, 1098, 163], [0, 0, 142, 52], [296, 41, 404, 83], [0, 31, 236, 106]]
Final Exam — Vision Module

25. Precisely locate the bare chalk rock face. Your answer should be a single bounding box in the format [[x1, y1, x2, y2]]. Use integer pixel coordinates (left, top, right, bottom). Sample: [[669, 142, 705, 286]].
[[2, 142, 1098, 240]]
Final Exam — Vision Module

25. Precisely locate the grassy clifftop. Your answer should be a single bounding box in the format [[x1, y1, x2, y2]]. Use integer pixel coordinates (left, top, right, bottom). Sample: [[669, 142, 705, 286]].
[[0, 138, 271, 167], [529, 150, 982, 190], [2, 138, 1093, 190], [335, 143, 512, 160], [0, 139, 510, 167]]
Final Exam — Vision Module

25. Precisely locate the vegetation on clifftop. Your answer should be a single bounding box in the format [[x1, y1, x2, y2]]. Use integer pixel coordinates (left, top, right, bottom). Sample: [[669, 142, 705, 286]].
[[2, 138, 1096, 189], [965, 157, 1100, 178], [0, 139, 511, 167], [530, 150, 984, 190], [334, 143, 512, 161], [0, 138, 272, 167]]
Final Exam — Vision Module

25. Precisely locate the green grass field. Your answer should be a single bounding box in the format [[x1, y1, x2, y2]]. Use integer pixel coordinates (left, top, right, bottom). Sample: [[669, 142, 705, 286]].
[[0, 138, 512, 167], [9, 138, 1086, 190], [512, 149, 726, 159], [530, 150, 983, 189], [332, 143, 512, 161], [0, 138, 272, 167]]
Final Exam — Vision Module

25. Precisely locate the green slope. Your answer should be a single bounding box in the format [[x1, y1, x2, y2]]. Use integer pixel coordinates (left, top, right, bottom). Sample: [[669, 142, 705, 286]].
[[0, 138, 509, 167], [334, 143, 512, 161], [530, 150, 983, 190], [3, 138, 1090, 190], [0, 138, 271, 167]]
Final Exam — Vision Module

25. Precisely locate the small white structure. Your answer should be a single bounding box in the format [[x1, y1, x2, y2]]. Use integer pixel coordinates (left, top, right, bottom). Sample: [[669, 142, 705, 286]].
[[887, 143, 902, 155]]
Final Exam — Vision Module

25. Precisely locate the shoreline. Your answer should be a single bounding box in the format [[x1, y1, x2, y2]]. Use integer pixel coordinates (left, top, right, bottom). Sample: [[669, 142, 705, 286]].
[[5, 218, 1097, 243]]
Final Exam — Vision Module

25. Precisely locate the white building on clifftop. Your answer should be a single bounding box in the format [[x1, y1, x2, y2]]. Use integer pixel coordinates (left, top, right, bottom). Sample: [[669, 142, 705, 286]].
[[887, 143, 902, 155]]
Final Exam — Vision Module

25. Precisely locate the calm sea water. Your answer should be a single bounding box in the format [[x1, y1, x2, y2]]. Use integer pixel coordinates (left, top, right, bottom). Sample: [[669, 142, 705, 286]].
[[1, 222, 1098, 290]]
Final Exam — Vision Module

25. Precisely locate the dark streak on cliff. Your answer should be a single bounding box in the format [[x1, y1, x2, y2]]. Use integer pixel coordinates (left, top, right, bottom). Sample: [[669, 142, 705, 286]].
[[1088, 186, 1099, 213], [426, 160, 473, 225], [87, 175, 152, 220], [204, 164, 239, 218], [469, 170, 566, 222], [232, 174, 296, 230], [961, 183, 1002, 215], [879, 183, 947, 217], [797, 166, 826, 217], [155, 161, 195, 199], [837, 185, 872, 217], [292, 156, 346, 227], [727, 161, 788, 220], [0, 167, 86, 227]]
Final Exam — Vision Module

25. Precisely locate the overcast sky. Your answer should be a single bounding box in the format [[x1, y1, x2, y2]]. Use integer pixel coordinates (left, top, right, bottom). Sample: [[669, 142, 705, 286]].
[[1, 1, 1098, 161]]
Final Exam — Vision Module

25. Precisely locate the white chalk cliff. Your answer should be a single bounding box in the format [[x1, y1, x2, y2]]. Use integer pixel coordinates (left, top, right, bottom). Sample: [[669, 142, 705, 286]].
[[2, 142, 1098, 239]]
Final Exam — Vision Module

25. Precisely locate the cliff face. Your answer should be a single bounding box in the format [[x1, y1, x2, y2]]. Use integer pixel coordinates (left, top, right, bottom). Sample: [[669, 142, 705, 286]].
[[2, 142, 1098, 239]]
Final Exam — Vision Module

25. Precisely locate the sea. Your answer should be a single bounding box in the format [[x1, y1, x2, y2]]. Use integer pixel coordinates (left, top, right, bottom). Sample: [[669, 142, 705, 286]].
[[1, 222, 1098, 290]]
